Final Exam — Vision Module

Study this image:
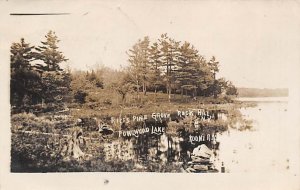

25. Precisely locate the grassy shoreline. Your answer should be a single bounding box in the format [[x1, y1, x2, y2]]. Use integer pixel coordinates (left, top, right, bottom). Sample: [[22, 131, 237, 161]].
[[10, 96, 256, 172]]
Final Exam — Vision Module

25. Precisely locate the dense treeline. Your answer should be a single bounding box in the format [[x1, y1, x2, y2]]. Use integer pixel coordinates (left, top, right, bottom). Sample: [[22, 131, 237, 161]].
[[125, 34, 237, 102], [10, 31, 237, 112]]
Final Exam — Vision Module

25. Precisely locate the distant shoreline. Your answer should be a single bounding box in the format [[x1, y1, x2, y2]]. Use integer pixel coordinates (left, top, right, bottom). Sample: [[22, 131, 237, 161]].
[[235, 96, 288, 103], [237, 88, 288, 98]]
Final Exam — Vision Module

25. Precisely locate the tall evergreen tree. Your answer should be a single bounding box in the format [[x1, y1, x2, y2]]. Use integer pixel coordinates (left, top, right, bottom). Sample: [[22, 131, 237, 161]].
[[175, 42, 200, 98], [125, 33, 236, 100], [35, 31, 68, 72], [158, 34, 180, 102], [10, 38, 42, 107], [35, 31, 71, 105], [208, 56, 220, 98], [127, 36, 151, 99], [148, 42, 163, 100]]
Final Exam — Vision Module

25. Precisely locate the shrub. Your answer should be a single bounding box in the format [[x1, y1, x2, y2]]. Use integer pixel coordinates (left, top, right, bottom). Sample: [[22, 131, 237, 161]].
[[74, 90, 88, 104]]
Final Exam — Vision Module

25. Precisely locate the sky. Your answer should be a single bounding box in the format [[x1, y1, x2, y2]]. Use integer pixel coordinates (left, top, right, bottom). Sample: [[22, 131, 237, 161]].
[[1, 0, 300, 88]]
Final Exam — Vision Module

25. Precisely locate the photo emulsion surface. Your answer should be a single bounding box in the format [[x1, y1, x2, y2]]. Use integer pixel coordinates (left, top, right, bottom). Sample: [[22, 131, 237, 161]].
[[8, 1, 296, 174]]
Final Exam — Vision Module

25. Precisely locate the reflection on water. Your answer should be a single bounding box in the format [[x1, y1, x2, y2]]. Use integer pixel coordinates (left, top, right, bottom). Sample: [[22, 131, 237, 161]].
[[99, 97, 289, 173], [217, 97, 289, 173], [98, 109, 229, 172], [11, 97, 293, 173]]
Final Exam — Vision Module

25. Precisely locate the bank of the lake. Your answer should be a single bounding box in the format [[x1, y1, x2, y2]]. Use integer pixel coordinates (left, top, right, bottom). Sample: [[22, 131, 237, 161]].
[[10, 97, 256, 173]]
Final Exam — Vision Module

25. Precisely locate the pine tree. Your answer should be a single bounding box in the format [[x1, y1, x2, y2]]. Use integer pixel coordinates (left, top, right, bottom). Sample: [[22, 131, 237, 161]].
[[127, 36, 151, 100], [10, 38, 42, 107], [140, 36, 150, 95], [175, 42, 200, 99], [35, 31, 71, 106], [148, 42, 163, 100], [225, 81, 238, 96], [10, 38, 34, 70], [158, 34, 180, 102], [208, 56, 220, 98], [35, 31, 68, 71]]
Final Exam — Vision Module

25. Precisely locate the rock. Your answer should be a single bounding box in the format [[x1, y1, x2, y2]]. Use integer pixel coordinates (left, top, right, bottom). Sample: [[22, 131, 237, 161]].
[[191, 155, 210, 163], [193, 164, 209, 171], [186, 167, 196, 173], [192, 144, 213, 159], [187, 161, 194, 165], [99, 125, 114, 135]]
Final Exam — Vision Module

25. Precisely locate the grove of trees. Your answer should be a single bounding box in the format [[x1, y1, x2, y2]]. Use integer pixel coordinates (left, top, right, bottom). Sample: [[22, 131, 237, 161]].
[[126, 34, 238, 102], [10, 31, 71, 110], [10, 31, 237, 113]]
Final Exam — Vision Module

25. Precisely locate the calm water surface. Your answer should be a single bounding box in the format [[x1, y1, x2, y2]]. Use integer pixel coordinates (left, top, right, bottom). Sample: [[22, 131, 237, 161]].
[[217, 97, 289, 173]]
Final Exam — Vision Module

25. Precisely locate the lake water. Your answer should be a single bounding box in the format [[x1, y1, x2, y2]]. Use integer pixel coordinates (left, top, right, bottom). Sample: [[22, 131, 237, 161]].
[[98, 97, 294, 173], [217, 97, 291, 173]]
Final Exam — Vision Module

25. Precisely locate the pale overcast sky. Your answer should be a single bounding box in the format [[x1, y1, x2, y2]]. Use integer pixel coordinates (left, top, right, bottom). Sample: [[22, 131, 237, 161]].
[[1, 0, 300, 88]]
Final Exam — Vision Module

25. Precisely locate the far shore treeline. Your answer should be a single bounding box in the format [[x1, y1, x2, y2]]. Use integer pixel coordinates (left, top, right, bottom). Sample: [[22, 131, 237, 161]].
[[10, 31, 238, 113], [237, 88, 288, 97]]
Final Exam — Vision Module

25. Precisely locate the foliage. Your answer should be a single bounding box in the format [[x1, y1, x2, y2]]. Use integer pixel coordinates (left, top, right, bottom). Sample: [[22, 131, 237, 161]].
[[127, 36, 151, 97], [34, 30, 68, 72], [126, 33, 238, 101], [10, 31, 244, 173], [10, 38, 42, 106], [86, 70, 104, 88], [110, 72, 134, 103], [74, 90, 88, 104], [10, 31, 71, 112], [225, 81, 238, 96]]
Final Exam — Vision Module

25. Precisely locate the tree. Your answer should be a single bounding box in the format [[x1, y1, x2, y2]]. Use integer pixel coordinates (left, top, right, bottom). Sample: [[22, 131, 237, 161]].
[[35, 31, 68, 71], [148, 42, 163, 100], [125, 33, 237, 101], [111, 73, 134, 103], [175, 42, 200, 99], [10, 38, 42, 107], [41, 71, 71, 104], [194, 56, 215, 97], [158, 34, 180, 102], [208, 56, 220, 98], [225, 81, 238, 96], [86, 70, 104, 88], [127, 36, 151, 99], [10, 38, 34, 70], [35, 31, 71, 106]]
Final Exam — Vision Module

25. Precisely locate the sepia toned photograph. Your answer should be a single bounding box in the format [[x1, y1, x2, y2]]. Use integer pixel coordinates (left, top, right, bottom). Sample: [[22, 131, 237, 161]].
[[1, 1, 300, 188]]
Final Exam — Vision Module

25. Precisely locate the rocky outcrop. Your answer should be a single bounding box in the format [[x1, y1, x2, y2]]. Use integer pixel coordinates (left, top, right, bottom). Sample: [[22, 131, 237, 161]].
[[185, 144, 218, 173]]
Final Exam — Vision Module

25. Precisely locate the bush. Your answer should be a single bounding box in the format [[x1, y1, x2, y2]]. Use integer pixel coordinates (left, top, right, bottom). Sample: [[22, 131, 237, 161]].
[[74, 90, 88, 104]]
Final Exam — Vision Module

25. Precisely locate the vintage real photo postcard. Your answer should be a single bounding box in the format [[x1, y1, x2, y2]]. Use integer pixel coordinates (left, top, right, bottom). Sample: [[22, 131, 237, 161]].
[[0, 0, 300, 189]]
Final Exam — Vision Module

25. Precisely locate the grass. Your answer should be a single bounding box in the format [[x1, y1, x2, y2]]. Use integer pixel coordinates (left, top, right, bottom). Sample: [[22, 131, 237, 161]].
[[10, 92, 255, 172]]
